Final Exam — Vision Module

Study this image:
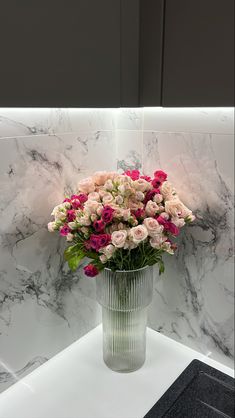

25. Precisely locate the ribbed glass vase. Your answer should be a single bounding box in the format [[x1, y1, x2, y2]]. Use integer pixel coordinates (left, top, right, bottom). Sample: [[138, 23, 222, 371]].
[[96, 266, 153, 373]]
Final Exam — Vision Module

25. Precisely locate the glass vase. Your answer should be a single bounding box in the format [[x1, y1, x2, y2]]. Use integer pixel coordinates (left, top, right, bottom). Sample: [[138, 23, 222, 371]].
[[96, 266, 153, 373]]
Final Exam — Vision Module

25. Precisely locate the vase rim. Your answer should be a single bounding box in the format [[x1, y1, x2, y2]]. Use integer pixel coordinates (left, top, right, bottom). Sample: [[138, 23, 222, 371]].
[[104, 265, 150, 273]]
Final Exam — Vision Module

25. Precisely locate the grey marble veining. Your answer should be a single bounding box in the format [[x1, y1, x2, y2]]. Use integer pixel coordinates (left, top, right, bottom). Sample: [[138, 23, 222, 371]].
[[0, 107, 234, 393], [143, 131, 234, 368]]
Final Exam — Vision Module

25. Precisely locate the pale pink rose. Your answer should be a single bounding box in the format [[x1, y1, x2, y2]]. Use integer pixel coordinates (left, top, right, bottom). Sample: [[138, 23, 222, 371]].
[[79, 215, 91, 226], [84, 200, 100, 214], [66, 233, 74, 242], [160, 181, 176, 201], [118, 184, 133, 195], [99, 254, 107, 263], [68, 221, 77, 229], [162, 241, 174, 254], [150, 235, 167, 249], [116, 174, 133, 185], [90, 213, 98, 222], [100, 244, 116, 259], [96, 204, 104, 216], [48, 221, 56, 232], [129, 225, 148, 244], [104, 179, 114, 191], [88, 192, 100, 201], [165, 199, 192, 218], [124, 240, 138, 250], [158, 205, 165, 213], [160, 212, 170, 220], [128, 199, 144, 211], [102, 192, 114, 205], [133, 179, 152, 192], [143, 218, 164, 237], [135, 191, 145, 201], [153, 194, 163, 204], [145, 200, 159, 216], [171, 217, 185, 227], [122, 208, 131, 221], [78, 177, 95, 194], [115, 195, 124, 205], [93, 171, 109, 186], [111, 230, 128, 248]]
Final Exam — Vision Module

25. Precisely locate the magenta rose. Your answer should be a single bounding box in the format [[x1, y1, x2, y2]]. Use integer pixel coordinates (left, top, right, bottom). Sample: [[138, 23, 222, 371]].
[[101, 206, 115, 224], [84, 264, 99, 277], [67, 210, 76, 222], [124, 169, 140, 180], [157, 216, 179, 236], [152, 170, 167, 188], [89, 233, 111, 251], [71, 194, 80, 200], [71, 199, 81, 209], [144, 188, 160, 204], [63, 198, 71, 203], [93, 219, 105, 232], [60, 224, 71, 236], [78, 193, 88, 203], [132, 208, 145, 219]]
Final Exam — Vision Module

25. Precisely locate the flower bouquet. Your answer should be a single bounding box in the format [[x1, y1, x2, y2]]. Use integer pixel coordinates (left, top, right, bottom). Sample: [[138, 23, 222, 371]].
[[48, 169, 194, 276], [48, 169, 194, 372]]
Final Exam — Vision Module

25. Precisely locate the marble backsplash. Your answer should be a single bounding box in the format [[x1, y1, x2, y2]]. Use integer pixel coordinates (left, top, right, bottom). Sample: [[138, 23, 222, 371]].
[[0, 107, 234, 393]]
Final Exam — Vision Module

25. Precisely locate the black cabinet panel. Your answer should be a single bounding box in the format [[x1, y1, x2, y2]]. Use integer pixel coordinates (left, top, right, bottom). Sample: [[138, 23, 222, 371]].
[[139, 0, 165, 106], [162, 0, 234, 106], [0, 0, 121, 107]]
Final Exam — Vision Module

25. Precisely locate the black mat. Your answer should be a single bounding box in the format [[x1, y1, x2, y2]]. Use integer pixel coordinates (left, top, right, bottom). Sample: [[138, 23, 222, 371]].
[[144, 359, 235, 418]]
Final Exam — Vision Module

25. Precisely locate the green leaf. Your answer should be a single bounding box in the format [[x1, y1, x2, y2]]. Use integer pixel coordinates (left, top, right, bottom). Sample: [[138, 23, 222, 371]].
[[158, 259, 165, 275], [64, 244, 81, 261], [67, 252, 85, 271]]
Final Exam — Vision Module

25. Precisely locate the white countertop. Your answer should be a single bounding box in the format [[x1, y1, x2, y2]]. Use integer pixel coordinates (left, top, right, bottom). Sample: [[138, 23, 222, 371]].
[[0, 325, 233, 418]]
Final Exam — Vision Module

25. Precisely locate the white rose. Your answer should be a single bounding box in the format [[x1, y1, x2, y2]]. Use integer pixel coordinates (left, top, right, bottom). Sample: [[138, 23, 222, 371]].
[[160, 181, 176, 200], [68, 222, 77, 229], [129, 225, 148, 244], [55, 211, 66, 221], [79, 215, 91, 226], [78, 177, 95, 194], [143, 218, 164, 237], [153, 193, 163, 204], [145, 200, 159, 216], [111, 230, 128, 248], [99, 254, 108, 263], [48, 221, 56, 232], [133, 179, 151, 192], [102, 192, 114, 205], [88, 192, 100, 201], [66, 233, 74, 242], [135, 191, 145, 201], [90, 213, 98, 222]]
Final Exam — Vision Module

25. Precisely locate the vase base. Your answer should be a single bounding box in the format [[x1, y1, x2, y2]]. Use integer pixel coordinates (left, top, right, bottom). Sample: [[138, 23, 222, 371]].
[[103, 356, 145, 373]]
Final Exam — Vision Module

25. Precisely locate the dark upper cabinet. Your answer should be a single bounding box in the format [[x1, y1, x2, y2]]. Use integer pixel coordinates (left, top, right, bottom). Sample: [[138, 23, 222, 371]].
[[0, 0, 139, 107], [0, 0, 233, 107], [162, 0, 234, 107]]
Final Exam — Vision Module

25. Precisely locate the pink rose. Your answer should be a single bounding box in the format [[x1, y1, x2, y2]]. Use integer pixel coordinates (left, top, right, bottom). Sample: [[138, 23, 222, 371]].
[[111, 230, 128, 248], [93, 219, 105, 232], [84, 264, 99, 277], [93, 171, 110, 186], [101, 206, 115, 224], [60, 224, 71, 236], [123, 169, 140, 180], [78, 177, 95, 194], [67, 210, 76, 222], [89, 234, 111, 251], [129, 225, 148, 244], [143, 218, 163, 237]]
